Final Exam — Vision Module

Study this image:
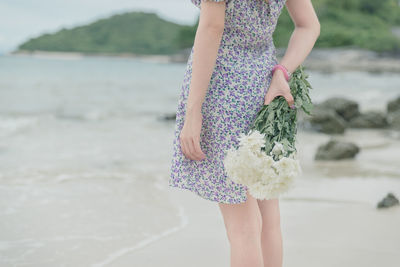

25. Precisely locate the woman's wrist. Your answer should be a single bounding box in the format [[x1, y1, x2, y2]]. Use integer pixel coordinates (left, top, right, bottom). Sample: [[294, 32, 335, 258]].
[[273, 68, 286, 79], [186, 102, 203, 115], [272, 64, 291, 81], [272, 68, 289, 85]]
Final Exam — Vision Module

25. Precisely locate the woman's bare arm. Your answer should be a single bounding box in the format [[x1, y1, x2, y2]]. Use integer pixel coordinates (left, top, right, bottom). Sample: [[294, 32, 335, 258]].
[[186, 1, 226, 113], [264, 0, 320, 105], [278, 0, 321, 74], [180, 1, 226, 161]]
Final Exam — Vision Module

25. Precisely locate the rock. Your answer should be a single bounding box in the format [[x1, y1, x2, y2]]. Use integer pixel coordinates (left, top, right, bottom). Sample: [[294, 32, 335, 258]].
[[314, 139, 360, 160], [308, 105, 346, 134], [321, 97, 360, 121], [377, 193, 400, 209], [387, 96, 400, 113], [159, 113, 176, 121], [386, 96, 400, 130], [348, 111, 389, 128], [387, 110, 400, 129]]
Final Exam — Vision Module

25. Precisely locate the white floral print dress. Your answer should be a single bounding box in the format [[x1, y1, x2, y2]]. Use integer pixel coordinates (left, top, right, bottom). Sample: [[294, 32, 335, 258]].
[[169, 0, 287, 204]]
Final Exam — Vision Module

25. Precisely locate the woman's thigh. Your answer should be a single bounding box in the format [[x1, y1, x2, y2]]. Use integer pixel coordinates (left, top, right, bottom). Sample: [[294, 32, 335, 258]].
[[218, 191, 262, 241], [257, 198, 281, 229]]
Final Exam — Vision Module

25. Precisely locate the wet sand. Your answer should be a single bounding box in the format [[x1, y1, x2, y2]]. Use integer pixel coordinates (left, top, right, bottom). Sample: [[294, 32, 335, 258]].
[[108, 176, 400, 267]]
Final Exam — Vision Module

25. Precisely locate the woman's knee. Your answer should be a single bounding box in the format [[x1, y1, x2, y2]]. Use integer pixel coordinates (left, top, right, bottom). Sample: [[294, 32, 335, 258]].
[[225, 219, 262, 245]]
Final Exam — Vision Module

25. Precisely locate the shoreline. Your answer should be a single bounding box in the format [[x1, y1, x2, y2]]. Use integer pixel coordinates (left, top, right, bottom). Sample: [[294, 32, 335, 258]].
[[8, 49, 188, 64], [9, 47, 400, 72], [285, 47, 400, 74]]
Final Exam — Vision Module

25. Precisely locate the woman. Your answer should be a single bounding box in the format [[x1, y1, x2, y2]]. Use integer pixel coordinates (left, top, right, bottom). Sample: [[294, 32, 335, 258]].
[[169, 0, 320, 266]]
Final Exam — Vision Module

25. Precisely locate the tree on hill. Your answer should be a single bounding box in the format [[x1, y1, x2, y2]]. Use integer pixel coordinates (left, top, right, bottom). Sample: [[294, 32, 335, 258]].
[[17, 1, 400, 55], [274, 0, 400, 53], [18, 12, 185, 55], [181, 0, 400, 53]]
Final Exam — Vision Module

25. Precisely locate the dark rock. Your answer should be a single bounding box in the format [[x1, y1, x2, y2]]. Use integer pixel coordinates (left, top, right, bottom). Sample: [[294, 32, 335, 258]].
[[387, 110, 400, 129], [348, 111, 389, 128], [314, 139, 360, 160], [387, 96, 400, 113], [321, 97, 360, 121], [377, 193, 400, 209], [159, 113, 176, 121], [308, 105, 346, 134]]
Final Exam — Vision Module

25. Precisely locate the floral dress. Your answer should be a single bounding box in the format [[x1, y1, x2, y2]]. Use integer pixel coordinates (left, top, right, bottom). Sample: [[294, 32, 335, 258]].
[[169, 0, 287, 204]]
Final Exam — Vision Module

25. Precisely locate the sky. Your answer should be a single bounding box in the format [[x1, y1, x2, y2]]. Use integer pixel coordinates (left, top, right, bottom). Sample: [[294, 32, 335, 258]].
[[0, 0, 199, 54]]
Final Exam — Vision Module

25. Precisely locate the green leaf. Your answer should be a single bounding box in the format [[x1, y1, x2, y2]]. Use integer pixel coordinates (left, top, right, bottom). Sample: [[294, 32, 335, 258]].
[[251, 64, 313, 157]]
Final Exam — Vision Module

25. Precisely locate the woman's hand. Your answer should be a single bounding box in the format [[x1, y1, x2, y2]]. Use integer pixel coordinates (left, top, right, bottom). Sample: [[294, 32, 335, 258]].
[[177, 0, 224, 162], [264, 69, 295, 108], [179, 108, 206, 161]]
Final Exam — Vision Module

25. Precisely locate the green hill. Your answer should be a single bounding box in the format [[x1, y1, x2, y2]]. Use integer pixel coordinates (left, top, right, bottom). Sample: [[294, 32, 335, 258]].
[[183, 0, 400, 53], [18, 11, 185, 55], [17, 0, 400, 55], [273, 0, 400, 53]]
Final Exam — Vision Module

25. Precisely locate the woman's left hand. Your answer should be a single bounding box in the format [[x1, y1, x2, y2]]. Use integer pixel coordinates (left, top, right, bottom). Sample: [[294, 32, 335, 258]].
[[264, 69, 295, 109]]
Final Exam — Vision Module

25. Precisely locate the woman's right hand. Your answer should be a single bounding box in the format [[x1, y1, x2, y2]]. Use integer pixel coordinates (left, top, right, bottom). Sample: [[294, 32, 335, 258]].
[[264, 69, 295, 109], [179, 109, 206, 161]]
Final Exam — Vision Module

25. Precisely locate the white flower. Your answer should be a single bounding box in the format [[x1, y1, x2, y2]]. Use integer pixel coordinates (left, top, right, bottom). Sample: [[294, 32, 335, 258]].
[[248, 182, 272, 200], [270, 141, 285, 157], [224, 143, 264, 185], [261, 153, 274, 168], [223, 131, 301, 201], [273, 156, 302, 177], [238, 130, 266, 151]]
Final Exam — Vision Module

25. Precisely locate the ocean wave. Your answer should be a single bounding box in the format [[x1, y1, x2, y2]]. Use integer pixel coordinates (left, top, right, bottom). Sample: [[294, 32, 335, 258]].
[[0, 114, 41, 138]]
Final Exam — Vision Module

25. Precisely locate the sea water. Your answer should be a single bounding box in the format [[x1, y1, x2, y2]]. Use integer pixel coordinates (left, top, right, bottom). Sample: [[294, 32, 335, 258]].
[[0, 54, 189, 266], [0, 54, 399, 266]]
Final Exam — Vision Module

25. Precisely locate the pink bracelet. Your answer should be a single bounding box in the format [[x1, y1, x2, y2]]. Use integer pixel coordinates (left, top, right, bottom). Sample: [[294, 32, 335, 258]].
[[272, 64, 291, 82]]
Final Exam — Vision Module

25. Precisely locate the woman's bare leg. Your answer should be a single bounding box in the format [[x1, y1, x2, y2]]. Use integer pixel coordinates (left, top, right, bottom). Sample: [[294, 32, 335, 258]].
[[257, 198, 283, 267], [218, 191, 264, 267]]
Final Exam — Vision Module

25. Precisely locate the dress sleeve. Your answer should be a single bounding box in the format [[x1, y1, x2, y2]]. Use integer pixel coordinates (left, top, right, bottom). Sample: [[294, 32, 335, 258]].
[[191, 0, 229, 9]]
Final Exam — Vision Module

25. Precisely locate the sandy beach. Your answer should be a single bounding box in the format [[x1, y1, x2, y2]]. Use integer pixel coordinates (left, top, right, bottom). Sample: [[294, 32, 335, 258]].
[[0, 54, 399, 266], [105, 186, 400, 267], [105, 130, 400, 267]]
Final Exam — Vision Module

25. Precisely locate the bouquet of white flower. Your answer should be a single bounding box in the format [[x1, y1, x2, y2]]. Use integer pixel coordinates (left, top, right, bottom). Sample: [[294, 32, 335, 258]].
[[223, 65, 313, 200]]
